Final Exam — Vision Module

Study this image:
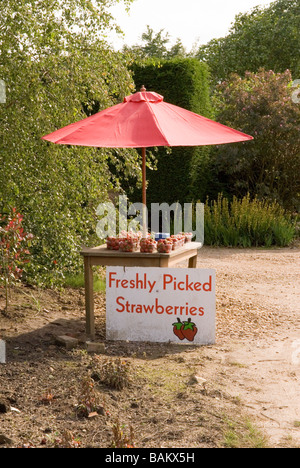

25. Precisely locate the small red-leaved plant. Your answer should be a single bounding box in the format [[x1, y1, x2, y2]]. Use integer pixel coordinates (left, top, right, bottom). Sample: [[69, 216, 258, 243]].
[[0, 208, 33, 312]]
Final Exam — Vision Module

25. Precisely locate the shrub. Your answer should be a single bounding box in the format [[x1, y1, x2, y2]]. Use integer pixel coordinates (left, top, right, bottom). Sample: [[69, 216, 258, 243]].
[[204, 194, 296, 247], [0, 208, 33, 312]]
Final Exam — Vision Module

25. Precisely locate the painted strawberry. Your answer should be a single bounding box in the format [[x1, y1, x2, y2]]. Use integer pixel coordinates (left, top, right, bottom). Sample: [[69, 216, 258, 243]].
[[172, 318, 185, 340], [182, 318, 198, 342]]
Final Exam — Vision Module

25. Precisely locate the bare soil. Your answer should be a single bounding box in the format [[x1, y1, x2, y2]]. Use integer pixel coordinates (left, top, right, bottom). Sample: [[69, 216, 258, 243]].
[[0, 245, 299, 448]]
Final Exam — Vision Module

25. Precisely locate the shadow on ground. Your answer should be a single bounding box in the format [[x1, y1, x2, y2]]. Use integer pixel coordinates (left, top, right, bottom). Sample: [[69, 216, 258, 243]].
[[3, 316, 200, 363]]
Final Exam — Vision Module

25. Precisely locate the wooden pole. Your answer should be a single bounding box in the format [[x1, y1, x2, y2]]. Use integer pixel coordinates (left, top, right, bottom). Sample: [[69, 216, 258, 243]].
[[142, 147, 147, 238], [84, 256, 95, 340], [141, 87, 147, 238], [142, 147, 146, 207], [141, 85, 147, 209]]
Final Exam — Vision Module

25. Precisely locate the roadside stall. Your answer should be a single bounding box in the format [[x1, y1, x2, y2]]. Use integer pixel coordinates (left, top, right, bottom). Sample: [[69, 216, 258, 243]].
[[80, 233, 202, 339], [42, 87, 253, 342]]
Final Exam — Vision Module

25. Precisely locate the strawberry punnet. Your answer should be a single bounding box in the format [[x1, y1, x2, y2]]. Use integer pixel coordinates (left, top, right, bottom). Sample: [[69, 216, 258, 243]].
[[157, 239, 173, 253], [140, 238, 157, 253]]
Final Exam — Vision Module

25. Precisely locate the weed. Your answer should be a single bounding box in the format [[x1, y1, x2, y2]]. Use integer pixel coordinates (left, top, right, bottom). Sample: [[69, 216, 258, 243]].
[[51, 430, 81, 448], [92, 357, 132, 390], [39, 389, 56, 405], [110, 418, 135, 448], [17, 287, 43, 315], [137, 363, 187, 400], [75, 376, 101, 418]]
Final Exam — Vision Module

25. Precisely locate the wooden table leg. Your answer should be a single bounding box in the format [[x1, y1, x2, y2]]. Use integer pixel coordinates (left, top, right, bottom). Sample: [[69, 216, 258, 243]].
[[159, 258, 170, 268], [188, 254, 198, 268], [84, 256, 95, 340]]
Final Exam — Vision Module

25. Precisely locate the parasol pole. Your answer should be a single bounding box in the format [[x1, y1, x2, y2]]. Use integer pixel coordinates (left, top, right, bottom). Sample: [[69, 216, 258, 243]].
[[142, 147, 147, 207], [140, 85, 148, 238], [142, 146, 147, 238]]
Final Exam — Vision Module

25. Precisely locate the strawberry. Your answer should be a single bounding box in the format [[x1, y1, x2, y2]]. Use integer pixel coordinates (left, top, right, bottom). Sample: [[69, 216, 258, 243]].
[[182, 318, 198, 342], [172, 318, 185, 340]]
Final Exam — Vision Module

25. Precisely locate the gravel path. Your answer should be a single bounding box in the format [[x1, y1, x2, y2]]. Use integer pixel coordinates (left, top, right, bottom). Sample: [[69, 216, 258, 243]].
[[197, 246, 300, 446]]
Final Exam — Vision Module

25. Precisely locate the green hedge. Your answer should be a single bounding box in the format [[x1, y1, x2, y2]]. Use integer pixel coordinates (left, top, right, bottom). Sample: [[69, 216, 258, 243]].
[[131, 58, 213, 205]]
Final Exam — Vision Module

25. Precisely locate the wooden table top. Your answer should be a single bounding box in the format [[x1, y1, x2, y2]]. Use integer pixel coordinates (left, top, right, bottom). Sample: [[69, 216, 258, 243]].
[[80, 242, 202, 259]]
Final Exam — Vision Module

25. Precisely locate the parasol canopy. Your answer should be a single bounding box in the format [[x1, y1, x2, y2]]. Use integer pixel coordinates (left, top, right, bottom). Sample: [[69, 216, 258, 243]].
[[42, 87, 253, 236], [42, 88, 253, 148]]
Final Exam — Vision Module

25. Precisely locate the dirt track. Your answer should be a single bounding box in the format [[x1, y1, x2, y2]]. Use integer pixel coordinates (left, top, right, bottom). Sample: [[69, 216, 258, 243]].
[[197, 246, 300, 446]]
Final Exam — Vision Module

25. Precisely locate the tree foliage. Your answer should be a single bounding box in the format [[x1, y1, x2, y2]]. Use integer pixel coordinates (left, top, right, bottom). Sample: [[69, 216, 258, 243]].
[[124, 25, 188, 61], [197, 0, 300, 83], [212, 69, 300, 210], [0, 0, 140, 285], [140, 26, 171, 59]]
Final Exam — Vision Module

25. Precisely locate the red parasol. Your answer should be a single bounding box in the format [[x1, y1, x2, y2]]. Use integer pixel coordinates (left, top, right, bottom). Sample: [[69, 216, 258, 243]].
[[42, 86, 253, 232]]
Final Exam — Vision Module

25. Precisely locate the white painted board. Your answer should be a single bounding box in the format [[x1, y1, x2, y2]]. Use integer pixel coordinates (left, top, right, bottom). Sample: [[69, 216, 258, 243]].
[[106, 267, 216, 345]]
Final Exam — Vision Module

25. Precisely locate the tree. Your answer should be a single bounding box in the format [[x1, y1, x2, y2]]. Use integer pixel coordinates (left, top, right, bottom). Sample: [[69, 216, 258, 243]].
[[0, 0, 140, 285], [141, 25, 171, 59], [212, 69, 300, 210], [124, 26, 187, 61], [167, 39, 187, 59], [197, 0, 300, 84]]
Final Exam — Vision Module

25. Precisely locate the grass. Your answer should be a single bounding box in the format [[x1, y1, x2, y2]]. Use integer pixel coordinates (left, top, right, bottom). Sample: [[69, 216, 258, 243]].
[[137, 359, 268, 448], [136, 362, 188, 400], [223, 416, 268, 448], [63, 272, 106, 292], [228, 361, 248, 368]]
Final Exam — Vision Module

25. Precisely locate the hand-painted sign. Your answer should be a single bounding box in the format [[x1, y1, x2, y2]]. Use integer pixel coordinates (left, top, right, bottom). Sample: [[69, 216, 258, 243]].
[[106, 267, 215, 345]]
